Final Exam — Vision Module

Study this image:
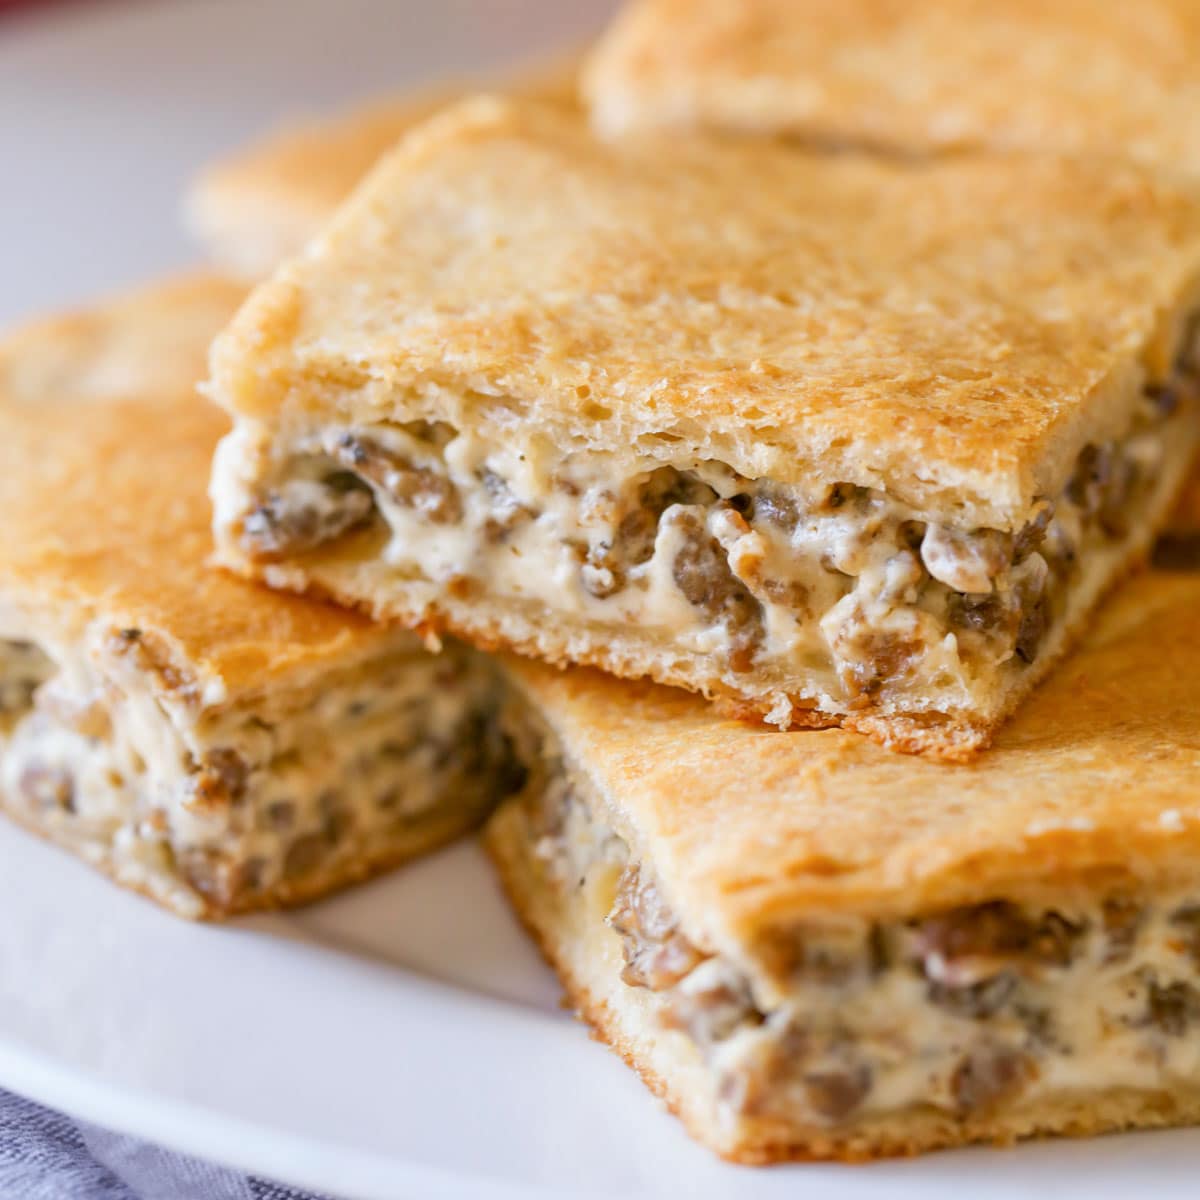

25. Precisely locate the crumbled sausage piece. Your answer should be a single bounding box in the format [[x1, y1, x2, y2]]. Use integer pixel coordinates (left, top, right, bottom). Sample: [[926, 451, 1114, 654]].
[[759, 576, 811, 608], [401, 419, 458, 449], [751, 485, 800, 528], [661, 963, 761, 1047], [951, 1045, 1034, 1114], [1066, 443, 1136, 538], [914, 902, 1085, 972], [108, 627, 202, 698], [829, 615, 921, 698], [436, 709, 527, 800], [333, 435, 461, 523], [1143, 978, 1200, 1036], [804, 1064, 872, 1123], [665, 507, 764, 669], [1151, 317, 1200, 415], [1015, 1003, 1058, 1048], [1102, 898, 1144, 964], [1170, 906, 1200, 966], [920, 524, 1012, 594], [669, 510, 744, 611], [947, 555, 1049, 664], [478, 468, 530, 542], [609, 862, 708, 991], [821, 483, 870, 512], [283, 832, 328, 881], [242, 473, 375, 560], [1013, 502, 1053, 561], [947, 590, 1015, 640], [584, 467, 719, 598], [1040, 517, 1079, 582], [208, 749, 250, 801], [1014, 592, 1047, 665]]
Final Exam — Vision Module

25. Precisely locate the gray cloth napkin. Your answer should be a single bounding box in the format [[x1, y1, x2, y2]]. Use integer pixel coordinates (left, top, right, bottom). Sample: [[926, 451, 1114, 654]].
[[0, 1088, 331, 1200]]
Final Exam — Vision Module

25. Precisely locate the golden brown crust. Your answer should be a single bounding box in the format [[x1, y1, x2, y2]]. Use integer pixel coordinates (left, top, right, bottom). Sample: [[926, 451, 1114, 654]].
[[486, 797, 1200, 1162], [498, 568, 1200, 956], [187, 55, 581, 277], [585, 0, 1200, 175], [209, 96, 1200, 525], [0, 276, 419, 705]]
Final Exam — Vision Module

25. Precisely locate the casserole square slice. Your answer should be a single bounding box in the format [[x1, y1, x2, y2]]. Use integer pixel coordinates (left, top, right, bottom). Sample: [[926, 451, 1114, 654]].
[[208, 97, 1200, 758], [0, 277, 520, 918], [488, 570, 1200, 1161]]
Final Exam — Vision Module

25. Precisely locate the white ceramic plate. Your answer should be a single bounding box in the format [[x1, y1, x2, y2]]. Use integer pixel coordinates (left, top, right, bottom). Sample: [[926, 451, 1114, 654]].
[[2, 2, 1200, 1196]]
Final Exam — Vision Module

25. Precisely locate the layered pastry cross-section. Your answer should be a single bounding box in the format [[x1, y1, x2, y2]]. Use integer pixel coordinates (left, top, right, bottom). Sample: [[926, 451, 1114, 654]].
[[186, 55, 580, 278], [209, 98, 1200, 757], [0, 278, 521, 919], [488, 570, 1200, 1161], [584, 0, 1200, 169]]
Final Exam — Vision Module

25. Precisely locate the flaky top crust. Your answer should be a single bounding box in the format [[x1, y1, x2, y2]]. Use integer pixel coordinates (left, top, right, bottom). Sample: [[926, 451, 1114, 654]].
[[585, 0, 1200, 173], [506, 569, 1200, 945], [209, 98, 1200, 526], [186, 55, 581, 276], [0, 278, 415, 708]]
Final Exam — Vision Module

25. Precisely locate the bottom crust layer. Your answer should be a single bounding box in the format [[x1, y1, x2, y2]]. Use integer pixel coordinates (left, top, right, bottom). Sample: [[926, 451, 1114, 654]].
[[484, 800, 1200, 1163]]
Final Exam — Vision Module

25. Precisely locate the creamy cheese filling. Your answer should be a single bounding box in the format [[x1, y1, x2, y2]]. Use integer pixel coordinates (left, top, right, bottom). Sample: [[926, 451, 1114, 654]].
[[516, 742, 1200, 1131], [0, 631, 513, 914], [216, 339, 1195, 716]]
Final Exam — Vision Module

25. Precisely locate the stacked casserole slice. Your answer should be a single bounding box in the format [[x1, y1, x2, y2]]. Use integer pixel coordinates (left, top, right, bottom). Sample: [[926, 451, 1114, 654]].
[[0, 277, 522, 918], [207, 98, 1200, 759], [489, 574, 1200, 1159]]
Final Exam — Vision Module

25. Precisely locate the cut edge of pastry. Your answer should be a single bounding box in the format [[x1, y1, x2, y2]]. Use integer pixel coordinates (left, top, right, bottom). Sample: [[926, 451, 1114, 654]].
[[0, 612, 514, 919], [212, 404, 1198, 761]]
